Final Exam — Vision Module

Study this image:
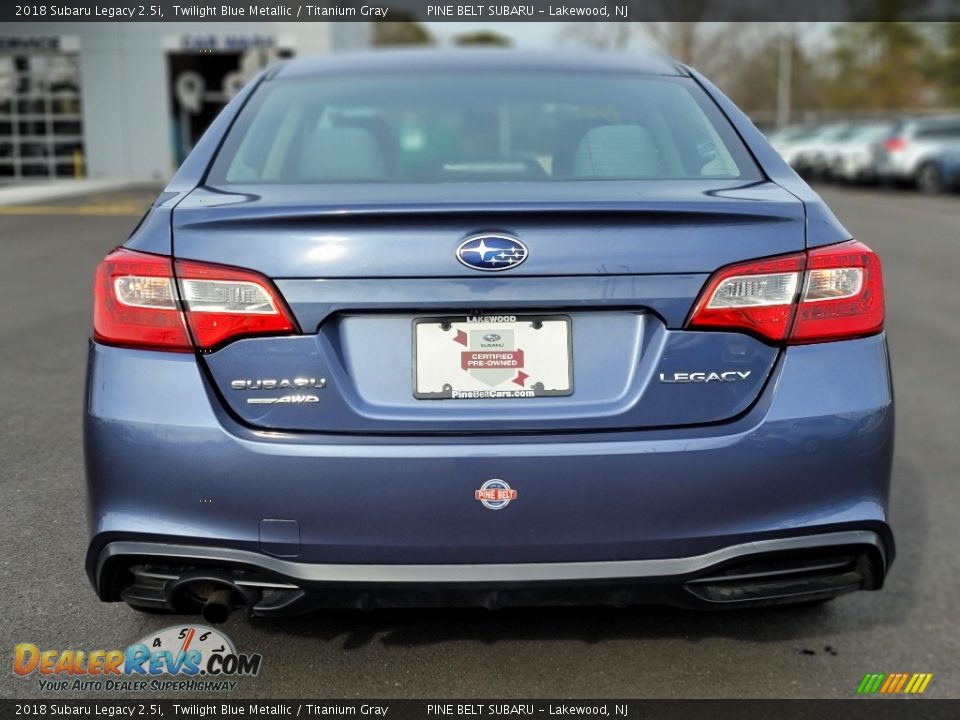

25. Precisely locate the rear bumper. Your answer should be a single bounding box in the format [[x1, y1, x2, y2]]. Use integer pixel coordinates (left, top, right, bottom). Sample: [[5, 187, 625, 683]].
[[85, 333, 895, 609], [95, 531, 888, 613]]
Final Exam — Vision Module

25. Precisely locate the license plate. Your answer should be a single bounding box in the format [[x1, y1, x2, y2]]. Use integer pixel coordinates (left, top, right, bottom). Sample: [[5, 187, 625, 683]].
[[413, 315, 573, 399]]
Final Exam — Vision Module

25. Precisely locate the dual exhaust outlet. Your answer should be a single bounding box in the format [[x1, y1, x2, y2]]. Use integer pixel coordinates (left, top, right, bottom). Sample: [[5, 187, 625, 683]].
[[201, 587, 235, 624], [166, 573, 267, 624]]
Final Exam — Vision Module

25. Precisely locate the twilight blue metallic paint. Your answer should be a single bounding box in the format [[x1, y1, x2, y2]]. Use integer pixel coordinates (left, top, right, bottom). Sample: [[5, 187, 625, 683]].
[[203, 322, 779, 433], [87, 50, 894, 613], [85, 335, 893, 566]]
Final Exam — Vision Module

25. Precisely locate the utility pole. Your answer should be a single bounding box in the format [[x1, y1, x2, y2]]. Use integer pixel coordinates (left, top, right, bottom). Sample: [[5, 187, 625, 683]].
[[776, 23, 793, 128]]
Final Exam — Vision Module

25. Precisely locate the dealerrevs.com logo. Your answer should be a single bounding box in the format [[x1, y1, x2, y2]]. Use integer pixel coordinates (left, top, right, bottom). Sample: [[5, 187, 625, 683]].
[[13, 625, 262, 692]]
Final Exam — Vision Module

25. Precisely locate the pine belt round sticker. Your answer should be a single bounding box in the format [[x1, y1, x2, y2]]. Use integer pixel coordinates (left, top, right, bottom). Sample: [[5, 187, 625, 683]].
[[474, 479, 517, 510]]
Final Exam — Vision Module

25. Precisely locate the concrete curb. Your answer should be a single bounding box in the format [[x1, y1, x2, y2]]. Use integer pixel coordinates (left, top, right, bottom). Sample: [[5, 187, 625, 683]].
[[0, 179, 146, 206]]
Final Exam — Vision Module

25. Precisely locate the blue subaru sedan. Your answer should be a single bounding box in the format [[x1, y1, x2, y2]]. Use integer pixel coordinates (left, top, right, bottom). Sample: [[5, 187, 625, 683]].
[[85, 50, 893, 622]]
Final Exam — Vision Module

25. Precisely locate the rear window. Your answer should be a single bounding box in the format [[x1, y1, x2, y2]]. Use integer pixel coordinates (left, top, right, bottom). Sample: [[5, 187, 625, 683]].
[[850, 123, 895, 141], [914, 121, 960, 140], [208, 72, 760, 185]]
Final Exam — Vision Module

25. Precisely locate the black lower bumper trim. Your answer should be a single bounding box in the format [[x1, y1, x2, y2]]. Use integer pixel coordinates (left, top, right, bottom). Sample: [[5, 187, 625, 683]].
[[98, 532, 888, 615]]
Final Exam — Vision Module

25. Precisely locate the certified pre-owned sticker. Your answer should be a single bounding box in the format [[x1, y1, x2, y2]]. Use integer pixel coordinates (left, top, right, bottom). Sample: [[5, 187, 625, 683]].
[[475, 479, 517, 510]]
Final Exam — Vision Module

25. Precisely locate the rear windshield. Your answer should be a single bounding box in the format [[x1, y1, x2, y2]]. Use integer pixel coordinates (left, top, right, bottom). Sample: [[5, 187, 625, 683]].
[[914, 120, 960, 139], [208, 72, 760, 185]]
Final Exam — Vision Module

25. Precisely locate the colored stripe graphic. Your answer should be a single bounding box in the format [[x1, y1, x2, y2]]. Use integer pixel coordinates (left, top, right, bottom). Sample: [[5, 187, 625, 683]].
[[880, 674, 897, 693], [894, 673, 909, 693], [857, 672, 933, 695]]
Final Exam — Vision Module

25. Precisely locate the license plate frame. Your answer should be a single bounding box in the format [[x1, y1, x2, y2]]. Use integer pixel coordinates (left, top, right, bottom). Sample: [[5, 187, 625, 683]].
[[412, 314, 573, 400]]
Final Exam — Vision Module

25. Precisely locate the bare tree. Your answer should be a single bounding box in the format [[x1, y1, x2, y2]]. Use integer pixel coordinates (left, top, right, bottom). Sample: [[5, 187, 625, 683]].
[[558, 20, 807, 124], [556, 22, 641, 52], [371, 15, 434, 47], [558, 21, 767, 77], [454, 30, 513, 47], [644, 22, 710, 64]]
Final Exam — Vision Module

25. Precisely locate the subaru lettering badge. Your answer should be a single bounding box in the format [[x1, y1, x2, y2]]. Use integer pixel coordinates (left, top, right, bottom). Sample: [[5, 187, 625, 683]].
[[474, 479, 517, 510], [456, 234, 528, 272]]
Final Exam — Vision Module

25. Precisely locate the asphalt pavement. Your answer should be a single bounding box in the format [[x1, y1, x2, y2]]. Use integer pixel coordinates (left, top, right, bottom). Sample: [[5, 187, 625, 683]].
[[0, 184, 957, 699]]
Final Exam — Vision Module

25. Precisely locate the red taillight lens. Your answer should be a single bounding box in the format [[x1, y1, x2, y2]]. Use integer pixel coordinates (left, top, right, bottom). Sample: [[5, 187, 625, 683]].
[[93, 249, 297, 352], [687, 240, 884, 345], [883, 137, 907, 152], [791, 241, 884, 343], [93, 249, 192, 351], [686, 253, 805, 342], [175, 258, 297, 350]]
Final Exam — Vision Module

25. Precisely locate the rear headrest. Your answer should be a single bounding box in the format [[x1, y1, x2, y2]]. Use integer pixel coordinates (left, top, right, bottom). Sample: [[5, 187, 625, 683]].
[[572, 125, 663, 179], [553, 118, 607, 178], [297, 127, 387, 181], [335, 117, 396, 175]]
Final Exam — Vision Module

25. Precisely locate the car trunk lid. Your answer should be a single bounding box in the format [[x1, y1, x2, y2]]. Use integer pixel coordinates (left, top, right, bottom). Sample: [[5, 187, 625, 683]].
[[173, 181, 803, 434]]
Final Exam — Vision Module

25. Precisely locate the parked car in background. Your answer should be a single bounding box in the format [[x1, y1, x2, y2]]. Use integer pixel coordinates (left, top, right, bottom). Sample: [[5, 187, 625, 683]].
[[926, 145, 960, 193], [765, 125, 813, 155], [828, 121, 898, 184], [804, 123, 869, 180], [874, 115, 960, 191], [774, 123, 853, 177], [765, 125, 820, 170]]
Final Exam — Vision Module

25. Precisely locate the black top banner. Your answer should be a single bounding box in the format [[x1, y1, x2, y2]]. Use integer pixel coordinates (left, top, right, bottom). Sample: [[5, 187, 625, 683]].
[[2, 0, 959, 23]]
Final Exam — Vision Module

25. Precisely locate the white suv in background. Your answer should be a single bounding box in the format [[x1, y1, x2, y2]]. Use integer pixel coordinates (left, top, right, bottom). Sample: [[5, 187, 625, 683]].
[[829, 122, 897, 184], [875, 116, 960, 191]]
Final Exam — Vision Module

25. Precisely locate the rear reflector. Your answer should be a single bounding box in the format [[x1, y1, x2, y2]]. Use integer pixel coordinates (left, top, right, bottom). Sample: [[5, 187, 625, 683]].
[[93, 248, 297, 352], [687, 240, 884, 344]]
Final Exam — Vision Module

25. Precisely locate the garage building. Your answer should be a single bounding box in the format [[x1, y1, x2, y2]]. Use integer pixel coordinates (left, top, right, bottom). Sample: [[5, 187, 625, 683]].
[[0, 22, 370, 183]]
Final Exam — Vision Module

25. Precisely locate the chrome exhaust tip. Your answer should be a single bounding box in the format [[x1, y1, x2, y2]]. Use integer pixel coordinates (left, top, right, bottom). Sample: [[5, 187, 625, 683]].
[[200, 587, 235, 624]]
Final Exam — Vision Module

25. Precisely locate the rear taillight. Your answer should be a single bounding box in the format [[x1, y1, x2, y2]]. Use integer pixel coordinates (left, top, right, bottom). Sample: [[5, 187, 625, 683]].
[[791, 241, 884, 343], [687, 240, 884, 345], [93, 248, 297, 352], [175, 258, 297, 349], [94, 249, 192, 352], [685, 253, 805, 342], [883, 137, 907, 152]]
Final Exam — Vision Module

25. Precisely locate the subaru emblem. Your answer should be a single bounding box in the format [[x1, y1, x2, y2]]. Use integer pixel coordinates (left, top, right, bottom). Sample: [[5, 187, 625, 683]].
[[483, 333, 501, 342], [456, 234, 528, 272]]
